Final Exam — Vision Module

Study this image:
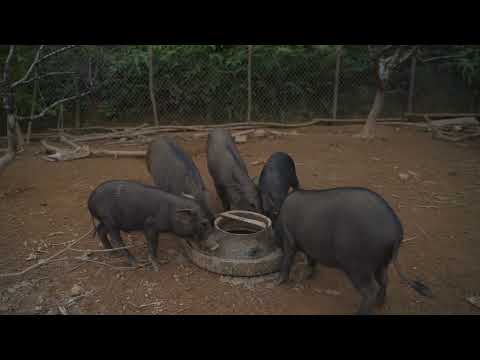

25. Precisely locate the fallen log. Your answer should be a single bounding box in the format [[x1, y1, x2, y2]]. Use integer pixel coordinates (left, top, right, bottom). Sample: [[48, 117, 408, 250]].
[[430, 117, 478, 127], [379, 122, 429, 128], [405, 113, 480, 119], [89, 149, 146, 158], [424, 115, 480, 143], [40, 138, 147, 161]]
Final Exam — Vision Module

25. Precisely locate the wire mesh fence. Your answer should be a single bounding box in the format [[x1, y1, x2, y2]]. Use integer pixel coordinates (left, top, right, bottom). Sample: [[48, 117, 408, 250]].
[[2, 45, 478, 137]]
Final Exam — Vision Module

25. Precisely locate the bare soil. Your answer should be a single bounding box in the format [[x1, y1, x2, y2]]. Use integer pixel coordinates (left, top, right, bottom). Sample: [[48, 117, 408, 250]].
[[1, 125, 479, 315]]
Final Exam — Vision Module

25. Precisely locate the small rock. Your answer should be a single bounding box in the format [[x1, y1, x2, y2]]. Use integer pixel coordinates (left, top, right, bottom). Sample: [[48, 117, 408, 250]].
[[70, 284, 83, 297], [34, 306, 43, 312], [7, 287, 16, 294], [324, 289, 341, 297], [314, 289, 341, 297], [408, 170, 420, 178], [234, 135, 248, 144], [399, 173, 410, 181], [466, 296, 480, 309], [253, 129, 267, 138], [251, 160, 265, 166]]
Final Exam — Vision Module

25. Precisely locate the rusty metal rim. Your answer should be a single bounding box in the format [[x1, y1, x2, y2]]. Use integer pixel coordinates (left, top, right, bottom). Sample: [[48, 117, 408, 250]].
[[179, 238, 283, 278], [214, 210, 272, 237]]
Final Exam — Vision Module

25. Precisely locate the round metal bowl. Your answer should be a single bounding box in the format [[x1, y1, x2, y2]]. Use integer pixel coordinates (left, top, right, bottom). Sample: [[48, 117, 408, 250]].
[[180, 210, 283, 277]]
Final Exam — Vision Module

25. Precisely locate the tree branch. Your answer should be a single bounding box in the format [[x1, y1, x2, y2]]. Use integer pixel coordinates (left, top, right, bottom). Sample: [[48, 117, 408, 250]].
[[419, 54, 465, 63], [11, 45, 78, 88], [22, 71, 76, 85], [2, 45, 15, 83], [38, 45, 77, 63], [11, 45, 44, 88], [16, 90, 92, 121]]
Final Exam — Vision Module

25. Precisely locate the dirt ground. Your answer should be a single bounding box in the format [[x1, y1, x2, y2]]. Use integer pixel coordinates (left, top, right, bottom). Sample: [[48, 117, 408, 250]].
[[1, 125, 479, 315]]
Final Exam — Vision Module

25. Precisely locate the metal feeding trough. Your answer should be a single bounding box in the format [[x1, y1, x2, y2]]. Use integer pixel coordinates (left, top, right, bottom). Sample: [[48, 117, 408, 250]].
[[180, 210, 283, 277]]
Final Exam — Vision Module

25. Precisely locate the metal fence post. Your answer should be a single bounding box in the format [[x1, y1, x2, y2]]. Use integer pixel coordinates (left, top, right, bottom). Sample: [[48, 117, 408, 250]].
[[407, 55, 417, 114], [247, 45, 253, 123], [332, 45, 343, 119], [148, 45, 159, 126]]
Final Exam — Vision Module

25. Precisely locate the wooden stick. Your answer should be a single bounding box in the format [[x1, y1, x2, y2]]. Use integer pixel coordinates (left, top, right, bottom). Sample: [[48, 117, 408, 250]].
[[69, 246, 133, 253], [0, 229, 93, 278], [72, 257, 141, 271]]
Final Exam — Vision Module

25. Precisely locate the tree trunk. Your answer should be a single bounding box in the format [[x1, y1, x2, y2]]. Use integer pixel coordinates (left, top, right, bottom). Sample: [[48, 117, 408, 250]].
[[355, 88, 385, 139], [148, 46, 159, 126], [0, 46, 17, 175], [355, 57, 388, 139], [27, 68, 39, 144], [0, 113, 17, 175], [15, 121, 25, 149]]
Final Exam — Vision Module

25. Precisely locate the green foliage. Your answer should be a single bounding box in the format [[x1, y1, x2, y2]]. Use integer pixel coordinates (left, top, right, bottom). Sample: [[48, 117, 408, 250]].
[[452, 46, 480, 87], [3, 45, 477, 128], [89, 45, 340, 122]]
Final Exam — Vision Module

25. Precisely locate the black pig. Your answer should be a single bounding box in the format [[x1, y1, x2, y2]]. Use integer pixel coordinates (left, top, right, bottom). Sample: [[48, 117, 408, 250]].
[[88, 180, 214, 271], [258, 152, 299, 222], [273, 188, 433, 315], [146, 137, 214, 222], [207, 129, 261, 212]]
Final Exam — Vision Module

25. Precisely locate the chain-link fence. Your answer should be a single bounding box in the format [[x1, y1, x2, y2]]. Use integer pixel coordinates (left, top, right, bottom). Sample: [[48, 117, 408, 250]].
[[3, 45, 478, 136]]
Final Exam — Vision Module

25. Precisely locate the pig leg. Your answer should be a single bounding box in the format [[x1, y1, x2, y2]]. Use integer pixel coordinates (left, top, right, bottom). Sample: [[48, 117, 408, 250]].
[[97, 223, 121, 258], [216, 185, 230, 212], [278, 226, 296, 284], [97, 223, 112, 250], [347, 270, 380, 315], [108, 228, 138, 267], [374, 266, 389, 308], [304, 254, 316, 280], [144, 218, 160, 272]]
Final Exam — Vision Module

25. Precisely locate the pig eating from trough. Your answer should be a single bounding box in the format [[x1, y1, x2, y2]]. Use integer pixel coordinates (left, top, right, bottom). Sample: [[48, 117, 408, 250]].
[[146, 136, 215, 222], [207, 129, 261, 212], [88, 180, 215, 271], [258, 152, 300, 222]]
